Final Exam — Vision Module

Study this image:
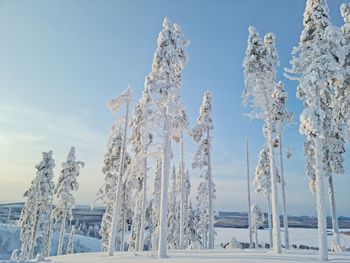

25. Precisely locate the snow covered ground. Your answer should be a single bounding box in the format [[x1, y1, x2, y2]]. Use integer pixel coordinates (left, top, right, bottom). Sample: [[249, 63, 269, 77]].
[[0, 224, 101, 260], [2, 224, 350, 262], [49, 249, 350, 263]]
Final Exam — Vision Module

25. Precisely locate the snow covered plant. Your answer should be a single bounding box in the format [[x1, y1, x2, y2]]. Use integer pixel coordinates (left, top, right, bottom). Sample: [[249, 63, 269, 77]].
[[128, 89, 153, 252], [94, 87, 132, 255], [285, 0, 347, 260], [242, 26, 281, 254], [271, 81, 293, 249], [172, 105, 189, 250], [191, 91, 216, 250], [18, 151, 55, 260], [251, 204, 263, 248], [253, 148, 272, 248], [51, 147, 84, 256], [142, 17, 189, 258]]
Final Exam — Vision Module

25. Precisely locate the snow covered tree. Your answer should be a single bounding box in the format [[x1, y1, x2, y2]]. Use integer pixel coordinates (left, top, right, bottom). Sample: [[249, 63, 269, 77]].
[[52, 146, 84, 256], [285, 0, 342, 259], [106, 87, 132, 256], [253, 148, 272, 248], [251, 204, 263, 248], [19, 151, 55, 260], [128, 89, 153, 252], [242, 26, 281, 254], [66, 226, 75, 254], [94, 87, 132, 254], [143, 17, 189, 258], [150, 156, 162, 251], [168, 166, 178, 249], [191, 91, 215, 249], [181, 169, 195, 248], [185, 201, 201, 249], [271, 81, 293, 249], [172, 105, 189, 249]]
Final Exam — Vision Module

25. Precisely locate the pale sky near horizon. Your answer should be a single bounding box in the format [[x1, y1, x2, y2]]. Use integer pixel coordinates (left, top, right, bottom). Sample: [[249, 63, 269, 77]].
[[0, 0, 349, 216]]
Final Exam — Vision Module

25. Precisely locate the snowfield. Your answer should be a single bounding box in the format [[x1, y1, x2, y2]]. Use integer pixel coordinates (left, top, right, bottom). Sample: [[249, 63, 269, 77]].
[[215, 227, 350, 249], [49, 249, 350, 263], [0, 224, 101, 260]]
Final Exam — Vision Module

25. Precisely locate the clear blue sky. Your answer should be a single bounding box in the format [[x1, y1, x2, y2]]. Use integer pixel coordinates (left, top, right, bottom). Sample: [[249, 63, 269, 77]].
[[0, 0, 349, 216]]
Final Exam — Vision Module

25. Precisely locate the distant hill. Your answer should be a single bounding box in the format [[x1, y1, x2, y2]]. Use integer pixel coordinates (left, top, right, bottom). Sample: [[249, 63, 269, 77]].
[[1, 203, 350, 229]]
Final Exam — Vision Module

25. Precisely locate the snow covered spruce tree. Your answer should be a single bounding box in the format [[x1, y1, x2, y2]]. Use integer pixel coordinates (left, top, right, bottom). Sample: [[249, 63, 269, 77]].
[[107, 87, 132, 255], [52, 146, 84, 256], [168, 165, 178, 249], [66, 226, 75, 254], [242, 27, 282, 254], [180, 169, 192, 248], [172, 105, 189, 249], [150, 156, 162, 251], [143, 17, 189, 258], [251, 204, 264, 248], [191, 91, 215, 250], [128, 89, 153, 252], [285, 0, 344, 259], [94, 87, 132, 254], [271, 81, 293, 249], [19, 151, 55, 260], [253, 148, 273, 248]]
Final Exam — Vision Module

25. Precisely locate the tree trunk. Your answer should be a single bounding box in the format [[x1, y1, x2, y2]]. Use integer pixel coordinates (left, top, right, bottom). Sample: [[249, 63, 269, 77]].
[[315, 137, 328, 261], [29, 211, 40, 259], [207, 127, 214, 249], [267, 125, 281, 254], [328, 175, 342, 252], [278, 134, 289, 249], [107, 101, 130, 256], [179, 133, 185, 249], [245, 139, 253, 249], [267, 194, 273, 249], [158, 115, 171, 258], [45, 211, 53, 257], [138, 157, 148, 251], [255, 228, 258, 248], [57, 211, 67, 256], [121, 188, 126, 252]]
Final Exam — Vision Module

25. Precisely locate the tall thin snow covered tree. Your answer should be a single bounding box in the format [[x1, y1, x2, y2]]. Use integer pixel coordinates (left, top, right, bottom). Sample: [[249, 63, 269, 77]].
[[128, 89, 153, 252], [253, 148, 272, 248], [285, 0, 343, 260], [52, 147, 84, 256], [168, 166, 178, 249], [172, 106, 189, 249], [106, 87, 132, 256], [251, 204, 263, 248], [19, 151, 55, 260], [181, 169, 192, 248], [271, 81, 293, 249], [192, 91, 215, 250], [143, 17, 189, 258], [94, 87, 132, 254], [242, 27, 281, 254], [151, 156, 162, 251]]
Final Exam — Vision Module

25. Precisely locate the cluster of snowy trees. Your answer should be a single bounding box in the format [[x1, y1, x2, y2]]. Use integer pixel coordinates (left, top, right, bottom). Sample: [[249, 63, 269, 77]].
[[15, 147, 84, 260], [243, 0, 350, 261], [243, 25, 293, 254], [94, 17, 216, 258]]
